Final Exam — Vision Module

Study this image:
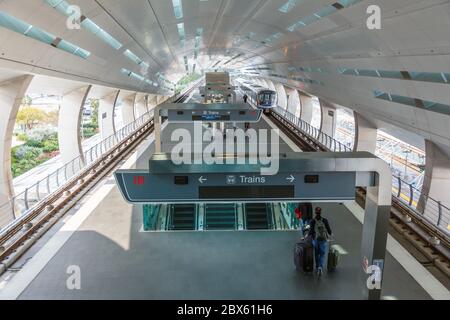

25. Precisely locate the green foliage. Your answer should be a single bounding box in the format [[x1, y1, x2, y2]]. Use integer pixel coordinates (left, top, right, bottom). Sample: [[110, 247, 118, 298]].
[[82, 126, 97, 139], [11, 145, 50, 177], [89, 99, 100, 129], [16, 133, 28, 142], [176, 72, 202, 93], [42, 139, 59, 153], [11, 129, 60, 177]]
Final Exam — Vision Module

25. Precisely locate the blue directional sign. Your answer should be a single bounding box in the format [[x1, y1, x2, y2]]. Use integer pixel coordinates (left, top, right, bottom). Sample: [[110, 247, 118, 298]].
[[114, 153, 358, 204], [159, 103, 262, 122]]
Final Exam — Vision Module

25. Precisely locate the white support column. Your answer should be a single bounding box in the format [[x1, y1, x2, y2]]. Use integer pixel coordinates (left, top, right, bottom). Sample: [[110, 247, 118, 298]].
[[147, 95, 157, 115], [353, 112, 378, 153], [275, 83, 287, 109], [135, 94, 148, 118], [58, 85, 91, 168], [0, 75, 33, 225], [418, 141, 450, 217], [319, 99, 337, 137], [121, 93, 136, 126], [286, 87, 300, 115], [266, 79, 277, 92], [299, 93, 313, 124], [99, 90, 120, 140]]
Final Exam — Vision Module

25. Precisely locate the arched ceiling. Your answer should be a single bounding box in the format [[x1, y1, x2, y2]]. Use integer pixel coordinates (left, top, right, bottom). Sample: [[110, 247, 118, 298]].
[[1, 0, 450, 151]]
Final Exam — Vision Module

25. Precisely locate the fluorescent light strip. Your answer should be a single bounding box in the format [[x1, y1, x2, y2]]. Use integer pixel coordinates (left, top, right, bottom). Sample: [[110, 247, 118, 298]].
[[287, 0, 363, 32], [0, 11, 90, 59], [81, 18, 122, 50], [45, 0, 122, 50], [340, 68, 450, 84], [279, 0, 301, 13], [373, 91, 450, 116], [172, 0, 184, 19], [120, 68, 148, 83], [123, 49, 142, 65], [177, 22, 185, 47]]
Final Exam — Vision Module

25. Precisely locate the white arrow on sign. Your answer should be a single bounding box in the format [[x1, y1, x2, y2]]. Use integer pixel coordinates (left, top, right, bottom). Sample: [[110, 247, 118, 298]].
[[199, 176, 207, 184], [286, 175, 295, 183]]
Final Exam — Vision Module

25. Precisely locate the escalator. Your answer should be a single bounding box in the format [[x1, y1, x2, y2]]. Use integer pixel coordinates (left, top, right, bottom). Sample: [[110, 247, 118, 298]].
[[169, 204, 196, 230], [204, 204, 237, 230], [245, 203, 271, 230]]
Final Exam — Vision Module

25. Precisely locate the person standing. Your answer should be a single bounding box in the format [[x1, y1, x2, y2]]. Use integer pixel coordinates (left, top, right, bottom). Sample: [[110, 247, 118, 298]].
[[309, 207, 333, 277]]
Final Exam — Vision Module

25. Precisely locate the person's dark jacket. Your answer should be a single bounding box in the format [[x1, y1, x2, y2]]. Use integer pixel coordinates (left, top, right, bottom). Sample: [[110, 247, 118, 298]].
[[309, 217, 332, 240]]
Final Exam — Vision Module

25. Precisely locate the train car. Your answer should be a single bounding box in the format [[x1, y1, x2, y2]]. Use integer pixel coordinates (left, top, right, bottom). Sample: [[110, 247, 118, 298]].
[[235, 79, 277, 113]]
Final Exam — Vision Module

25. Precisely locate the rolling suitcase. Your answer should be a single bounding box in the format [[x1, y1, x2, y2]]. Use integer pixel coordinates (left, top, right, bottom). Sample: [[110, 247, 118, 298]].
[[294, 239, 314, 273], [327, 245, 340, 272]]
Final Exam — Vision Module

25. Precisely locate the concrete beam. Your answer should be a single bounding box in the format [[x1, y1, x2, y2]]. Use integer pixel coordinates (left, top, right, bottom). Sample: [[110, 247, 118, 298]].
[[0, 75, 33, 225], [99, 90, 120, 140], [319, 99, 337, 138], [299, 93, 313, 124], [354, 112, 378, 154], [418, 141, 450, 217], [58, 85, 91, 169]]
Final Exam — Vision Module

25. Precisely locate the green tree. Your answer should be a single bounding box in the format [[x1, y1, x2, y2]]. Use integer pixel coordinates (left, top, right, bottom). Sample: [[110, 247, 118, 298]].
[[22, 95, 32, 106], [16, 106, 46, 131], [90, 99, 99, 129], [44, 109, 59, 126]]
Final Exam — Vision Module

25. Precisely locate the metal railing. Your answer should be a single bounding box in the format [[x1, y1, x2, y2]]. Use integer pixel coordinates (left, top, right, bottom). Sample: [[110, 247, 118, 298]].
[[272, 106, 450, 235], [0, 81, 199, 232], [0, 110, 154, 230]]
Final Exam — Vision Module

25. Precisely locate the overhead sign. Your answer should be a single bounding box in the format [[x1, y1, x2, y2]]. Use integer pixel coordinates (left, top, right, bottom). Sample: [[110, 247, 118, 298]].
[[115, 170, 356, 203], [158, 103, 262, 123], [114, 153, 361, 203]]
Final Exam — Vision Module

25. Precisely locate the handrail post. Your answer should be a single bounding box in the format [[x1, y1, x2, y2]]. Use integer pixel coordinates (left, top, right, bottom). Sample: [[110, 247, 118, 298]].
[[36, 182, 41, 201], [56, 168, 60, 187], [24, 188, 29, 211], [437, 201, 442, 227], [409, 183, 414, 206], [46, 174, 51, 195]]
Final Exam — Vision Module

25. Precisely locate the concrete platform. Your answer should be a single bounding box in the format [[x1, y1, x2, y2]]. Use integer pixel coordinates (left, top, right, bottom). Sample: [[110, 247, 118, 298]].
[[16, 198, 431, 300], [0, 98, 440, 300]]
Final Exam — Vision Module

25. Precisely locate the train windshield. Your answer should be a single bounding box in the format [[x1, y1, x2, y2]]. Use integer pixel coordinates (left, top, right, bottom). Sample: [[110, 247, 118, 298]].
[[258, 92, 276, 106]]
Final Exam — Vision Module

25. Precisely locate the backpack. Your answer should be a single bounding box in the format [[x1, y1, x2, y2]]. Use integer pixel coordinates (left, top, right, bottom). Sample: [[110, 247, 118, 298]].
[[315, 218, 328, 241]]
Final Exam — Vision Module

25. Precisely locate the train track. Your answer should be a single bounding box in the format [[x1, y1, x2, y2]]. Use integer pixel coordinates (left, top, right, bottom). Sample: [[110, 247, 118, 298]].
[[267, 111, 450, 279], [0, 89, 193, 274]]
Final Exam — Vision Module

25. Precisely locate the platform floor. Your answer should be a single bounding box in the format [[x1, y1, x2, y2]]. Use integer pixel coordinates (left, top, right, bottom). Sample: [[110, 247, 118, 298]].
[[0, 96, 434, 300], [17, 197, 431, 300]]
